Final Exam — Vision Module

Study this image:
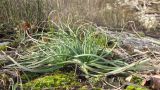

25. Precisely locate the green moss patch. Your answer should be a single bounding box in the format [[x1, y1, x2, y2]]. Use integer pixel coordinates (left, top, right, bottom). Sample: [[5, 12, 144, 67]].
[[24, 72, 82, 89], [125, 85, 149, 90]]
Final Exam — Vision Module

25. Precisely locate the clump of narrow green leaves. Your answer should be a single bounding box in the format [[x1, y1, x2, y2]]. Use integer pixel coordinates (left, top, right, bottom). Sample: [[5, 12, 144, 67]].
[[6, 23, 133, 77]]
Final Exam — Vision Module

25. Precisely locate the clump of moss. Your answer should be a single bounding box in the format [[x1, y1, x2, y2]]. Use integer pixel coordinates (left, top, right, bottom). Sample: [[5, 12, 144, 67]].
[[126, 75, 144, 85], [0, 41, 10, 51], [125, 85, 149, 90], [138, 32, 145, 37], [132, 77, 143, 85], [0, 45, 7, 51], [23, 71, 81, 90]]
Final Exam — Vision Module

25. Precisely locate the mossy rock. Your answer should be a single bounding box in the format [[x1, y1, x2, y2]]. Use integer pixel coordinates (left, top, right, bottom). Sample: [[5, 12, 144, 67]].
[[23, 71, 82, 90]]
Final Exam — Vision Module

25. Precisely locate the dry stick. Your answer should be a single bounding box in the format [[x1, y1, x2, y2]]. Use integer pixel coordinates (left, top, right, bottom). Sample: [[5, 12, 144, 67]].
[[129, 21, 142, 39], [112, 21, 134, 61], [145, 37, 160, 45], [25, 30, 39, 43], [129, 21, 160, 61], [103, 80, 120, 90], [114, 45, 136, 63]]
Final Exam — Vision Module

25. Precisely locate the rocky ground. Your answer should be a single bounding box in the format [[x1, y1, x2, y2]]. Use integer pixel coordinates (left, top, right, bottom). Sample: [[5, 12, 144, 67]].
[[106, 30, 160, 73]]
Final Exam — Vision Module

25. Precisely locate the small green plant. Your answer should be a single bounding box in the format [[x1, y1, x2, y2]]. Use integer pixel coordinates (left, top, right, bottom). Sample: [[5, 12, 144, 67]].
[[6, 23, 125, 76], [125, 85, 149, 90], [6, 23, 148, 78], [0, 41, 10, 51], [0, 45, 7, 51]]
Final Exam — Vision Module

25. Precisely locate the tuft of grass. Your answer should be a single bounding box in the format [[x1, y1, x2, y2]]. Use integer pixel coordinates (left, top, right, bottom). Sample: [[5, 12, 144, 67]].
[[4, 23, 149, 77]]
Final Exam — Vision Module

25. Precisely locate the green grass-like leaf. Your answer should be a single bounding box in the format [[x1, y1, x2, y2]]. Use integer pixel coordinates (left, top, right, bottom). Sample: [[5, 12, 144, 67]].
[[5, 23, 147, 77]]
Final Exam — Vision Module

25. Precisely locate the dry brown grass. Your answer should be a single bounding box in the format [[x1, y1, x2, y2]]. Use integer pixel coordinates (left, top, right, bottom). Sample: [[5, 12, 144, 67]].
[[1, 0, 159, 31], [1, 0, 137, 28]]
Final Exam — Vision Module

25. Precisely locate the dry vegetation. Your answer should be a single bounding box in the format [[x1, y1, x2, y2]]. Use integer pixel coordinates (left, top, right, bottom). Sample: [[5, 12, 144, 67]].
[[0, 0, 160, 90], [1, 0, 159, 28], [1, 0, 159, 31], [1, 0, 138, 27]]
